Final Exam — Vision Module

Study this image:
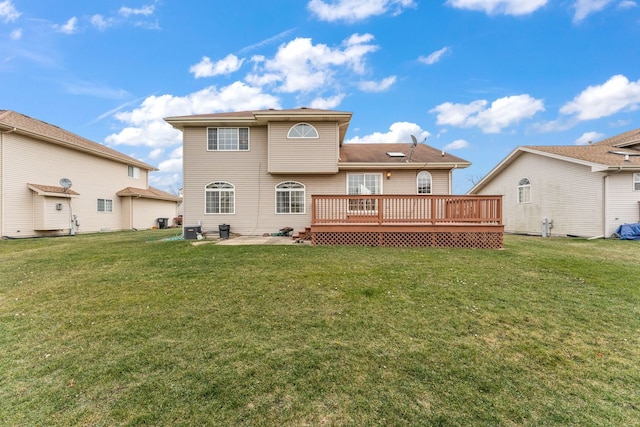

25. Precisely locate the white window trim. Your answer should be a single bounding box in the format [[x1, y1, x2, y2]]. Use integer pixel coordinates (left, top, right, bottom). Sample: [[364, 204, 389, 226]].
[[204, 182, 236, 215], [128, 165, 140, 179], [346, 173, 383, 213], [207, 127, 250, 151], [517, 178, 531, 204], [287, 123, 319, 139], [633, 173, 640, 191], [417, 171, 432, 194], [97, 198, 113, 213], [275, 181, 306, 214]]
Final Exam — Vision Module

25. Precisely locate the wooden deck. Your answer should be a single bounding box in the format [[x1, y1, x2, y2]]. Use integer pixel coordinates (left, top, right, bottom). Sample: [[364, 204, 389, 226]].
[[311, 195, 504, 248]]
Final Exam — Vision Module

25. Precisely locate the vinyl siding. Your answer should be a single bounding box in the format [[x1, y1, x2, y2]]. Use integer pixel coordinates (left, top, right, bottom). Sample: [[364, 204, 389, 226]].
[[1, 131, 171, 237], [183, 125, 453, 235], [476, 153, 604, 237], [605, 172, 640, 236], [268, 122, 339, 173]]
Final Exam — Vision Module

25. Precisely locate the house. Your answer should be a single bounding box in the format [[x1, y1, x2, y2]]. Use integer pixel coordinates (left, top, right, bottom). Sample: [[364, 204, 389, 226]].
[[0, 110, 180, 238], [467, 128, 640, 238], [166, 108, 504, 248]]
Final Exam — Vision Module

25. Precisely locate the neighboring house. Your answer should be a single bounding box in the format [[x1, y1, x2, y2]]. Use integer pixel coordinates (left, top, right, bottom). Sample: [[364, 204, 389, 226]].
[[165, 108, 503, 248], [468, 128, 640, 238], [0, 110, 180, 238]]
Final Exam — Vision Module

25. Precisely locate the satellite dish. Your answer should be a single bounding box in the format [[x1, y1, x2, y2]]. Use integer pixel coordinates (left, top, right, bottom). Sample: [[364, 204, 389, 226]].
[[410, 135, 418, 147], [60, 178, 72, 190]]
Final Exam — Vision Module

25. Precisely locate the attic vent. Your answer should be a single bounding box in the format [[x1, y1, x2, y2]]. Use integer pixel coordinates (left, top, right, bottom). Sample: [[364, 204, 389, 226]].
[[386, 152, 406, 158]]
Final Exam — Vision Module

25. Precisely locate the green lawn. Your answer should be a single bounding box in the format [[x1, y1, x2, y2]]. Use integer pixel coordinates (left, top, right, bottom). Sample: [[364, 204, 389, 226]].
[[1, 231, 638, 426]]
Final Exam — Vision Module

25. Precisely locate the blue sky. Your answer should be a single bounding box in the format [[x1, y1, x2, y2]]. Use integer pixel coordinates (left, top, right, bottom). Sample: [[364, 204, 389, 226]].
[[2, 0, 640, 194]]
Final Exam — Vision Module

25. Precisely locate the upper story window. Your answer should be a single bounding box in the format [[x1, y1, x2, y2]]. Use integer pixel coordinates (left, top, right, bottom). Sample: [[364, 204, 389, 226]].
[[97, 198, 113, 213], [207, 127, 249, 151], [205, 182, 235, 214], [634, 173, 640, 191], [417, 171, 432, 194], [128, 165, 140, 178], [287, 123, 318, 138], [276, 181, 305, 214], [517, 178, 531, 204]]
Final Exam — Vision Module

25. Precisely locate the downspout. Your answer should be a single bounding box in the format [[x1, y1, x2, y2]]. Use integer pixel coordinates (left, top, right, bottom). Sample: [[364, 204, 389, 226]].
[[0, 127, 17, 238]]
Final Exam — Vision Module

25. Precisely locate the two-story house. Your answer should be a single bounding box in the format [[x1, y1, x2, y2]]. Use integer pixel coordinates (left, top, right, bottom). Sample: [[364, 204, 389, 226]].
[[166, 108, 504, 248], [0, 110, 180, 238]]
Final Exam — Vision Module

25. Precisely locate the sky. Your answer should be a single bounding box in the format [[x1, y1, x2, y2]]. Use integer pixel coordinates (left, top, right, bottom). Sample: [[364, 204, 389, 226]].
[[2, 0, 640, 194]]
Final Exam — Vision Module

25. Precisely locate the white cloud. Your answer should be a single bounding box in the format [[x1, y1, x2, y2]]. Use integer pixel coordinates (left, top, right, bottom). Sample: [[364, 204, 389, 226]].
[[54, 17, 78, 34], [119, 4, 156, 17], [560, 75, 640, 120], [105, 81, 280, 148], [309, 94, 346, 109], [358, 76, 396, 92], [91, 14, 112, 31], [573, 0, 614, 22], [246, 34, 379, 94], [149, 148, 164, 160], [308, 0, 416, 22], [446, 0, 548, 15], [574, 131, 605, 145], [419, 47, 450, 65], [431, 94, 545, 133], [618, 0, 637, 8], [443, 139, 469, 150], [345, 122, 430, 144], [0, 0, 20, 23], [190, 54, 245, 78], [9, 27, 21, 39]]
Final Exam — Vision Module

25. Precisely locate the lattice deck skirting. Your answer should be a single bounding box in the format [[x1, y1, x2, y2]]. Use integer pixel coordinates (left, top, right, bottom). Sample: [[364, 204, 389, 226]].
[[312, 231, 503, 249]]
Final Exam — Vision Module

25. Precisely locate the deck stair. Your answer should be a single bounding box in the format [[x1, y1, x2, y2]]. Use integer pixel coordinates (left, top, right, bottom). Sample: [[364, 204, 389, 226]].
[[292, 226, 312, 241]]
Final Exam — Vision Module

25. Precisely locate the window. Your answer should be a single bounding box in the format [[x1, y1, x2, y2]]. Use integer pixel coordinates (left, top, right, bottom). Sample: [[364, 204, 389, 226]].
[[634, 173, 640, 191], [287, 123, 318, 138], [276, 182, 305, 214], [348, 173, 382, 211], [517, 178, 531, 204], [97, 198, 113, 212], [207, 128, 249, 151], [128, 165, 140, 178], [417, 171, 432, 194], [205, 182, 235, 214]]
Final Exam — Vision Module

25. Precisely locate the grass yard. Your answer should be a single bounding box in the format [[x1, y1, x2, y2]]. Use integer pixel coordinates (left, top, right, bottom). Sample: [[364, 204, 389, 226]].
[[0, 230, 638, 426]]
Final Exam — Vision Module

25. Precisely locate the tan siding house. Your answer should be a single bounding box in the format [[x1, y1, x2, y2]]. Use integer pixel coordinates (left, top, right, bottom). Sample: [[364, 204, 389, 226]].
[[167, 108, 472, 238], [468, 129, 640, 238], [0, 110, 180, 238]]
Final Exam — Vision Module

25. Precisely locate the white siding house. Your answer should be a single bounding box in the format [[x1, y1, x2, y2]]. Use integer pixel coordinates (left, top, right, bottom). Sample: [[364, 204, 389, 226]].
[[468, 129, 640, 238], [0, 110, 180, 238]]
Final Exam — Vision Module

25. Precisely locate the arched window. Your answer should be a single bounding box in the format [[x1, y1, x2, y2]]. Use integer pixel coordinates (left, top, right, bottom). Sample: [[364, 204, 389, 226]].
[[417, 171, 432, 194], [517, 178, 531, 204], [287, 123, 318, 138], [205, 182, 235, 214], [276, 181, 305, 214]]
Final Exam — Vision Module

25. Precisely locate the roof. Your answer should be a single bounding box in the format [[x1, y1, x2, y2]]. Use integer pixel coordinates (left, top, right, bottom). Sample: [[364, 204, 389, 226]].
[[28, 183, 80, 197], [116, 186, 182, 202], [339, 143, 471, 169], [0, 110, 157, 171], [468, 128, 640, 194], [165, 107, 353, 144]]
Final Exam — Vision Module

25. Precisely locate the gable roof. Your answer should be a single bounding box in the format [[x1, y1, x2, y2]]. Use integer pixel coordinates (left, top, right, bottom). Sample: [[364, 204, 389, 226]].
[[164, 108, 353, 144], [339, 143, 470, 170], [0, 110, 156, 171], [468, 128, 640, 194], [116, 186, 181, 202]]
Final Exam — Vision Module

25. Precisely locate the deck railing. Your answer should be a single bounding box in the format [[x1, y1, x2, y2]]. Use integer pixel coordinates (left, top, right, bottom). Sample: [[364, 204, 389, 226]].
[[311, 195, 502, 226]]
